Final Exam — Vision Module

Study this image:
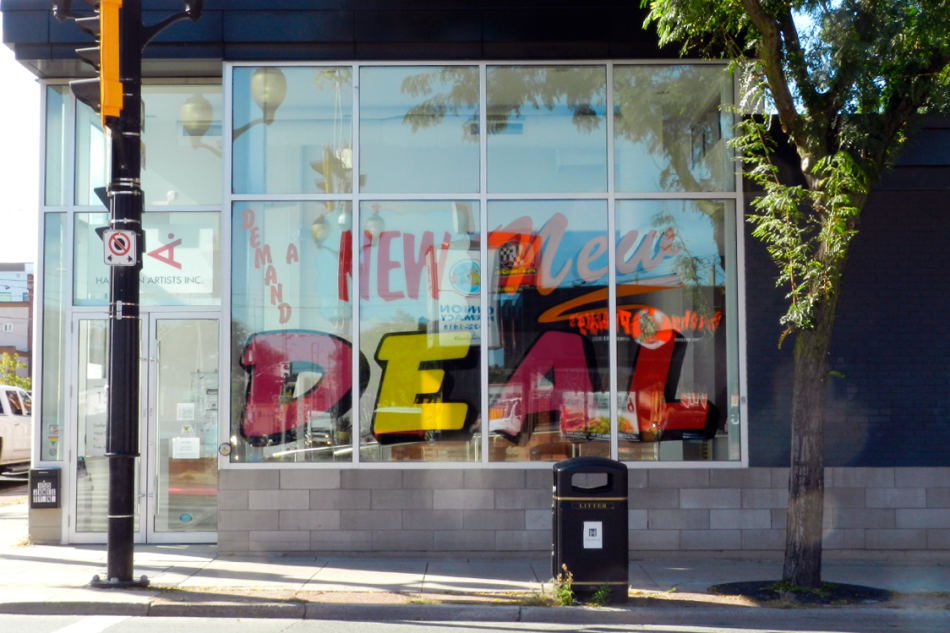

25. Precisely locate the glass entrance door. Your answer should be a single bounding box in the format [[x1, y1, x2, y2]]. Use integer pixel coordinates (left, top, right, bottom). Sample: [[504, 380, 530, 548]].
[[144, 315, 219, 542], [71, 314, 220, 543]]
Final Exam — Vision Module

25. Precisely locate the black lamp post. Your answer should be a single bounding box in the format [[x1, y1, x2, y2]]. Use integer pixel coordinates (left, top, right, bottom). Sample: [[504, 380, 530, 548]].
[[54, 0, 204, 589]]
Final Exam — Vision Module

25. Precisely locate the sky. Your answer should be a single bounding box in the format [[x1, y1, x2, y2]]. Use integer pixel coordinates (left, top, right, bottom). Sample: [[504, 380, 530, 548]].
[[0, 14, 41, 265]]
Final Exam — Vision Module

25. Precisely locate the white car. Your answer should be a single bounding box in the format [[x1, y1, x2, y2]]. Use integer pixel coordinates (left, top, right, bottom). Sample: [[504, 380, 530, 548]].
[[0, 385, 32, 474]]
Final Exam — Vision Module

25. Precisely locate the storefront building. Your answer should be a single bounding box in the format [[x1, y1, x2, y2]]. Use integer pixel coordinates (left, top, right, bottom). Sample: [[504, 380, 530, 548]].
[[6, 1, 949, 556]]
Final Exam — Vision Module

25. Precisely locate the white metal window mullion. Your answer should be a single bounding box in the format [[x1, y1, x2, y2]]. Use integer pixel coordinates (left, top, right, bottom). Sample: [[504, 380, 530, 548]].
[[605, 63, 619, 463], [219, 62, 235, 470], [63, 87, 79, 542], [479, 63, 489, 466], [33, 83, 50, 468], [731, 69, 750, 467], [351, 63, 362, 466]]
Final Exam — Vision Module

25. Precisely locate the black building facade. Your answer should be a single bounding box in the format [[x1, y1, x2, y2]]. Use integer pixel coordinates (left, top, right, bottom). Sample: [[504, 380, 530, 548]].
[[5, 0, 949, 556]]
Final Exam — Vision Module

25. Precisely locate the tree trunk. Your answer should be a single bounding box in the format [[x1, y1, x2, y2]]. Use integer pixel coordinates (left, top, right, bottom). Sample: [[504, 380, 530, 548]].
[[783, 296, 838, 588]]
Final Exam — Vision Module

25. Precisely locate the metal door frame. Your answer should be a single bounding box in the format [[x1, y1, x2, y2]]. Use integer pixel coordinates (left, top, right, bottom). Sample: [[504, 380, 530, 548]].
[[67, 311, 220, 544], [143, 312, 220, 544], [67, 312, 146, 544]]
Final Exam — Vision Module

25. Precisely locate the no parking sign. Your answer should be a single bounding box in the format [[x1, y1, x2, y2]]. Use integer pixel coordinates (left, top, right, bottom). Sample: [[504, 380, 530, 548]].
[[103, 229, 138, 266]]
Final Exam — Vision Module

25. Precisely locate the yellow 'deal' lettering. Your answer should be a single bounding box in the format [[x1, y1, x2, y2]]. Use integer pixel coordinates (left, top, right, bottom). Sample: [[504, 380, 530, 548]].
[[375, 332, 472, 434]]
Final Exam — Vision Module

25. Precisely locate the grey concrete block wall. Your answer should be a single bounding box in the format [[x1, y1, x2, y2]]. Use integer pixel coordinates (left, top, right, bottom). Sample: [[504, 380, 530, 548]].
[[216, 467, 950, 557], [27, 508, 61, 544]]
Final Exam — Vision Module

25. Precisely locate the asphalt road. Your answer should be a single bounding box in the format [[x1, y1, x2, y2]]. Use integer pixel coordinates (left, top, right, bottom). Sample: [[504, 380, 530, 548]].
[[0, 476, 27, 497], [1, 613, 949, 633]]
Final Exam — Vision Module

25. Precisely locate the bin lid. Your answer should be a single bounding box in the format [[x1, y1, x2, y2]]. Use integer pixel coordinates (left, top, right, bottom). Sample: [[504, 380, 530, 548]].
[[553, 456, 627, 475], [553, 456, 627, 497]]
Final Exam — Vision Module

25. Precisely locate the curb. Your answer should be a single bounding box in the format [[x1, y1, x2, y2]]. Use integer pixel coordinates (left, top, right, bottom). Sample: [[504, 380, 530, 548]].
[[0, 600, 780, 622], [305, 604, 521, 621], [0, 602, 151, 617], [3, 600, 950, 627]]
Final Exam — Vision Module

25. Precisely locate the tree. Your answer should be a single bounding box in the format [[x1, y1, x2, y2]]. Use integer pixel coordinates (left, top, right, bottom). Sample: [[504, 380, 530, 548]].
[[642, 0, 950, 587], [0, 352, 31, 391]]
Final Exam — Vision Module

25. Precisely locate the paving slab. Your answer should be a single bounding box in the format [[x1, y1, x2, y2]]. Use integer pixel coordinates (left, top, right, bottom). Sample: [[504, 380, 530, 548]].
[[302, 558, 426, 592], [637, 560, 784, 592], [627, 562, 662, 591], [177, 556, 324, 590], [821, 561, 950, 593], [422, 560, 542, 593], [0, 501, 27, 549]]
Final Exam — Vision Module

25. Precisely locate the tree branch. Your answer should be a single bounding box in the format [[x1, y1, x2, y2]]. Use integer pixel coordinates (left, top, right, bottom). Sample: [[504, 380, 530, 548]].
[[777, 8, 821, 114], [873, 52, 950, 168], [824, 2, 877, 125], [740, 0, 809, 157]]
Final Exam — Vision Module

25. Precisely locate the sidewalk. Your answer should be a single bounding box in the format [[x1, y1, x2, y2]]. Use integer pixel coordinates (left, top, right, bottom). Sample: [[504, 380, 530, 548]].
[[1, 494, 949, 623]]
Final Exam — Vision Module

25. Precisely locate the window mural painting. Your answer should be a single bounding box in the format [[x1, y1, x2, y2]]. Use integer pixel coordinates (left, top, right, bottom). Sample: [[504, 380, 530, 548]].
[[228, 63, 741, 464], [615, 200, 737, 461], [231, 202, 356, 462], [358, 201, 482, 462]]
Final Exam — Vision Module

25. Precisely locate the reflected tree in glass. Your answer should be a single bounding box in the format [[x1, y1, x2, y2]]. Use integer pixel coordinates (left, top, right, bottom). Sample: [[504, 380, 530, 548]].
[[614, 65, 734, 192]]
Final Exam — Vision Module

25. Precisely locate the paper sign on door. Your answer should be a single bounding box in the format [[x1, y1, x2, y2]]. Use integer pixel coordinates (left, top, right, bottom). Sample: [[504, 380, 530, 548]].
[[171, 437, 201, 459], [583, 521, 603, 549]]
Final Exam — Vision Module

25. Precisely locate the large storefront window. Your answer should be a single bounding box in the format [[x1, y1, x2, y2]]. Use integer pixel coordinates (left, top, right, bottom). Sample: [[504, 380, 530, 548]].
[[41, 214, 67, 461], [73, 212, 221, 306], [614, 200, 739, 461], [487, 200, 610, 461], [487, 66, 607, 193], [228, 62, 742, 465], [230, 201, 354, 462], [614, 65, 734, 192], [45, 86, 69, 206], [75, 101, 108, 206], [232, 67, 353, 195], [360, 66, 480, 193], [76, 85, 224, 207], [142, 85, 223, 206], [359, 201, 481, 462]]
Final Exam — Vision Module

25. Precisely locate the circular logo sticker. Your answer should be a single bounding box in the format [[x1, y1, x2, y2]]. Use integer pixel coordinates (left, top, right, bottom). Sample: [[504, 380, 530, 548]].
[[450, 260, 480, 296], [630, 307, 674, 349]]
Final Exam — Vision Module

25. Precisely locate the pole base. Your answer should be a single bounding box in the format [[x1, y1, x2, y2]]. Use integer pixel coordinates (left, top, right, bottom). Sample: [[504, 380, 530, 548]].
[[91, 574, 150, 589]]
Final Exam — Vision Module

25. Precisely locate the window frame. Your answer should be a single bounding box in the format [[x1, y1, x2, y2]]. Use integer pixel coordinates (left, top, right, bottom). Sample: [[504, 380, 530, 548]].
[[222, 60, 748, 470]]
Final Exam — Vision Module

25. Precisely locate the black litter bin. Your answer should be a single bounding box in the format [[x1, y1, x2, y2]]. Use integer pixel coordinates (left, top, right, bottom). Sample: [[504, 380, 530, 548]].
[[552, 456, 627, 598]]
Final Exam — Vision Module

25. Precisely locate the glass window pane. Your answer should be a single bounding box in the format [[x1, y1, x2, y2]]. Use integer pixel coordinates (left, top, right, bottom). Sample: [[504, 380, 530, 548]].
[[45, 86, 69, 206], [359, 201, 481, 462], [614, 200, 740, 461], [75, 101, 108, 206], [143, 85, 222, 206], [153, 318, 218, 532], [360, 66, 479, 193], [41, 214, 67, 461], [614, 65, 734, 192], [230, 201, 354, 463], [75, 318, 140, 533], [487, 66, 607, 193], [232, 67, 353, 195], [73, 212, 221, 306], [487, 200, 609, 462]]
